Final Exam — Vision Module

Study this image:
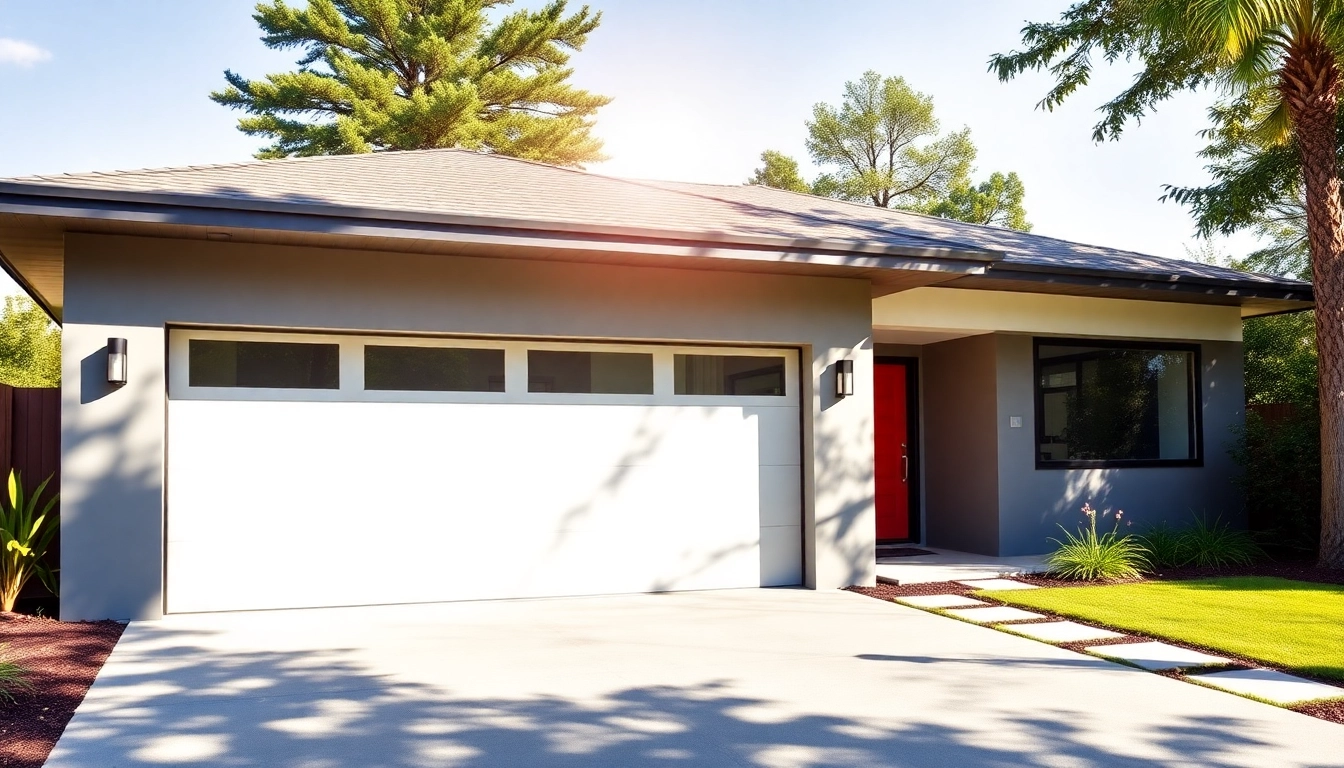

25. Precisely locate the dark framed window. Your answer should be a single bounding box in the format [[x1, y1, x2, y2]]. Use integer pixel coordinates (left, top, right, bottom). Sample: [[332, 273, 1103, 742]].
[[527, 350, 653, 394], [365, 346, 505, 392], [189, 339, 339, 389], [1034, 338, 1201, 468], [674, 354, 786, 396]]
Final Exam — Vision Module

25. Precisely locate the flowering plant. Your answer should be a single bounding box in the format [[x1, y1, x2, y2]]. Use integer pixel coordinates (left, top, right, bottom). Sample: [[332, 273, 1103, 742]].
[[1046, 503, 1149, 581]]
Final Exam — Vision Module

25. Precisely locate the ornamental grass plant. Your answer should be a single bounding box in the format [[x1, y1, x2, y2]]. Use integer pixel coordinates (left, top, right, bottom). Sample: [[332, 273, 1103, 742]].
[[1135, 516, 1265, 570], [1178, 516, 1264, 568], [1046, 504, 1149, 581], [0, 645, 29, 704], [1135, 523, 1186, 569]]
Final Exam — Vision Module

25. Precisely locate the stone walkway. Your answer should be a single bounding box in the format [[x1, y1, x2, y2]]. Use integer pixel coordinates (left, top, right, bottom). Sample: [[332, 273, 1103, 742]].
[[894, 578, 1344, 713]]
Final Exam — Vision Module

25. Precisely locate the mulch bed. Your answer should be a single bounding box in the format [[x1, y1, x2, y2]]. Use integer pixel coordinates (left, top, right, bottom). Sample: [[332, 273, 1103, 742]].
[[847, 562, 1344, 726], [846, 581, 975, 599], [0, 614, 124, 768], [1292, 698, 1344, 724]]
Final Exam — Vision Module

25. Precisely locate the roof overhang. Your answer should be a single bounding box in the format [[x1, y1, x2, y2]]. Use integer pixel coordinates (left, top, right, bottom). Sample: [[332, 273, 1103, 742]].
[[942, 260, 1314, 318], [0, 181, 1315, 324], [0, 183, 1006, 324]]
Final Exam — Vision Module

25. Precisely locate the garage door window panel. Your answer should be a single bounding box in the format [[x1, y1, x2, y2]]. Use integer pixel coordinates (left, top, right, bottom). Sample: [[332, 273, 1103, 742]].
[[189, 340, 339, 390], [365, 345, 505, 392], [674, 354, 786, 396], [528, 351, 653, 394]]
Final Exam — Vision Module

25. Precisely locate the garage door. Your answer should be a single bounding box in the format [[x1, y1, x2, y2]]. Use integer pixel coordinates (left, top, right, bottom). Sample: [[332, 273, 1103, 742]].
[[165, 330, 802, 613]]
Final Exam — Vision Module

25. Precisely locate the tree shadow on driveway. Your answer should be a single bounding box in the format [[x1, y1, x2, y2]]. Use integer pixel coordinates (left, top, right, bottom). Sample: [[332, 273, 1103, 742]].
[[44, 625, 1337, 768]]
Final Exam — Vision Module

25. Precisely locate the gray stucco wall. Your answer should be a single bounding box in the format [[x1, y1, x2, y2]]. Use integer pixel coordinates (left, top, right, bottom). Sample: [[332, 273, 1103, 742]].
[[995, 334, 1245, 556], [921, 335, 999, 555], [61, 234, 877, 620]]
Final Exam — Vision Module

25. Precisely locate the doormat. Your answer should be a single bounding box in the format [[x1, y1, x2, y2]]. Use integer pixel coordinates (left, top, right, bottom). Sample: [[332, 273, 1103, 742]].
[[877, 547, 937, 558]]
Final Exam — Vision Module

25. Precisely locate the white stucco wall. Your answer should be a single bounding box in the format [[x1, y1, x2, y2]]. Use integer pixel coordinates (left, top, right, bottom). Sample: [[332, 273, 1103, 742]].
[[873, 287, 1244, 342], [60, 234, 876, 620]]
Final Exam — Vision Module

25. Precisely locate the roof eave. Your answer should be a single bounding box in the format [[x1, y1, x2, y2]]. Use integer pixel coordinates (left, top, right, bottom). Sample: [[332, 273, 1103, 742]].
[[0, 182, 1003, 265], [982, 261, 1314, 304]]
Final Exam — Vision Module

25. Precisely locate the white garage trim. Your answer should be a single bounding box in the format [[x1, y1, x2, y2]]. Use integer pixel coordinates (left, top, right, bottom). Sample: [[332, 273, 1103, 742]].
[[165, 328, 803, 613]]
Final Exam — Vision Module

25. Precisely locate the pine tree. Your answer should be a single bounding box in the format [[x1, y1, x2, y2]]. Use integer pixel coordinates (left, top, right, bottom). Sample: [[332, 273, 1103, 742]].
[[213, 0, 611, 166]]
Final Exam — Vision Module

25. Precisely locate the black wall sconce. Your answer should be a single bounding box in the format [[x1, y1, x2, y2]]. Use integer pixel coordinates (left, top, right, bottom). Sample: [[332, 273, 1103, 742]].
[[835, 358, 854, 398], [107, 338, 128, 385]]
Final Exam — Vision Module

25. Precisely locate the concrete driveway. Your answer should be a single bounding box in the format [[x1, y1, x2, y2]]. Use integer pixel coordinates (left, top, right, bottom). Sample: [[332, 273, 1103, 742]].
[[48, 588, 1340, 767]]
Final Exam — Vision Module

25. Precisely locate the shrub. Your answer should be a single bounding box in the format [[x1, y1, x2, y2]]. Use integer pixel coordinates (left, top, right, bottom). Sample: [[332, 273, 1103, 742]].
[[1136, 524, 1186, 569], [1047, 504, 1149, 581], [1179, 516, 1264, 568], [1230, 407, 1319, 557], [0, 471, 58, 613]]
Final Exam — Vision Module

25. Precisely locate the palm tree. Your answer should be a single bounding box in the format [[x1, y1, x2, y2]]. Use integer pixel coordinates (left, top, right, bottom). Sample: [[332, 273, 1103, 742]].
[[992, 0, 1344, 567]]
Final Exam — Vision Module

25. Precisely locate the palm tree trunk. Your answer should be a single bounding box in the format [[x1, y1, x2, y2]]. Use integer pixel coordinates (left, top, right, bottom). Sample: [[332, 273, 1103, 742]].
[[1282, 38, 1344, 568]]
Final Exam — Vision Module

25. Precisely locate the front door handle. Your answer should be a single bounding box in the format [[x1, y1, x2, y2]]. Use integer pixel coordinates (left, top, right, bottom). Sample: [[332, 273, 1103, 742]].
[[901, 442, 908, 483]]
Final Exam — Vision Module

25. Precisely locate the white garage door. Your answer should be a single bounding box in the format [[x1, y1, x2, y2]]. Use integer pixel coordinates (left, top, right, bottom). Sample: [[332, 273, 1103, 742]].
[[166, 330, 802, 613]]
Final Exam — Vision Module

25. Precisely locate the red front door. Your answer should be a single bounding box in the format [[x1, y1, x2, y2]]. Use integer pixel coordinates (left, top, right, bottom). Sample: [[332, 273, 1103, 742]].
[[875, 361, 911, 540]]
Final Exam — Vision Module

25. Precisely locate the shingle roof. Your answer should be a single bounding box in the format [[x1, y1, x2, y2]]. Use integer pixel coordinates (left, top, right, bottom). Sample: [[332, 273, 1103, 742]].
[[3, 148, 1308, 291], [4, 149, 983, 259], [639, 180, 1303, 288]]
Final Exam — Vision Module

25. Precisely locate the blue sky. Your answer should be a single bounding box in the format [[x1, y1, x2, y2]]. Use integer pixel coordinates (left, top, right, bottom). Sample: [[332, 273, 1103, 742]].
[[0, 1, 1253, 298]]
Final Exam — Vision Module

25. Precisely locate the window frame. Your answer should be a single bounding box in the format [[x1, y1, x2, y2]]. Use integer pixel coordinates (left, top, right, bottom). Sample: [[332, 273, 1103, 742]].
[[168, 328, 798, 408], [363, 344, 506, 393], [1032, 337, 1203, 470], [187, 338, 342, 391], [526, 349, 656, 395], [673, 353, 788, 397]]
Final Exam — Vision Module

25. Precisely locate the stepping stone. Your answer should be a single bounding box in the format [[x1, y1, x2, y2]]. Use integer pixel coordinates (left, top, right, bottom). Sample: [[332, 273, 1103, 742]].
[[956, 578, 1038, 591], [943, 606, 1044, 624], [1002, 621, 1126, 643], [895, 594, 988, 609], [1087, 641, 1231, 671], [1190, 668, 1344, 705]]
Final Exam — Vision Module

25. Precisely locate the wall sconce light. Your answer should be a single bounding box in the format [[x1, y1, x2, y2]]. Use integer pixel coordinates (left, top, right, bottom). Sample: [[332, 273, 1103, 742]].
[[836, 358, 854, 398], [107, 338, 128, 386]]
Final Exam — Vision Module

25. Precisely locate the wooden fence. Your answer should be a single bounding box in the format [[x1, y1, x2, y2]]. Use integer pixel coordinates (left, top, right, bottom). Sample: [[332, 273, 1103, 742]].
[[1247, 402, 1299, 426], [0, 384, 61, 601]]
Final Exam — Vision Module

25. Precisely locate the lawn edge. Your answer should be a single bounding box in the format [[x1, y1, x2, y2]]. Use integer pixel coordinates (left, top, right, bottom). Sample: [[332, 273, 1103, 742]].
[[862, 585, 1344, 726], [972, 585, 1344, 688]]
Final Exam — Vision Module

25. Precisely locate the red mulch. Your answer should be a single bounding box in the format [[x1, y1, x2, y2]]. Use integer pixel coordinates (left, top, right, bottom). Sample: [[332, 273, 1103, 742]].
[[0, 614, 123, 768], [846, 582, 975, 599], [1292, 698, 1344, 725]]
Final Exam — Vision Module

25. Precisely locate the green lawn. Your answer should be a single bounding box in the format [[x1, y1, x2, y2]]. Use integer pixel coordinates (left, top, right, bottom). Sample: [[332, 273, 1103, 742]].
[[978, 577, 1344, 681]]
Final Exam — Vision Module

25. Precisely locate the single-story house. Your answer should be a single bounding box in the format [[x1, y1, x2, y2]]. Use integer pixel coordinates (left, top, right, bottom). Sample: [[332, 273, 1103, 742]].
[[0, 149, 1312, 621]]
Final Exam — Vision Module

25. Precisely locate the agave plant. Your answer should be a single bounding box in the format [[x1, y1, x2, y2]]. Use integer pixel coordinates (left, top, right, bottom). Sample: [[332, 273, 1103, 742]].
[[1047, 504, 1149, 581], [0, 471, 58, 613]]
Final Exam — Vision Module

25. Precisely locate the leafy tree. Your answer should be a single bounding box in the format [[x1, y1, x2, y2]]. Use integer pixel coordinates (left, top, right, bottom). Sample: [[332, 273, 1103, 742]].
[[748, 72, 1031, 230], [805, 71, 975, 209], [747, 150, 810, 194], [925, 172, 1031, 230], [1246, 311, 1318, 406], [991, 0, 1344, 568], [213, 0, 610, 165], [0, 296, 58, 389]]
